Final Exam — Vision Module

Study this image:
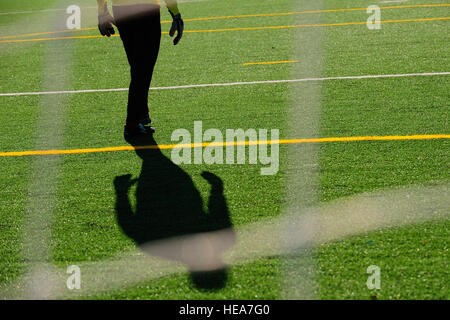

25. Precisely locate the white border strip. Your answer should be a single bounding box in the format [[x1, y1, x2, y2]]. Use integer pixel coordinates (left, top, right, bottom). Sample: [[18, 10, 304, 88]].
[[1, 72, 449, 97]]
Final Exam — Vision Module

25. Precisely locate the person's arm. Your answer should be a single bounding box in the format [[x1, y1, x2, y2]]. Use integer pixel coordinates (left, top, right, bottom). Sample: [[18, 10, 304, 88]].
[[165, 0, 180, 15], [97, 0, 115, 37], [97, 0, 108, 14], [164, 0, 184, 45]]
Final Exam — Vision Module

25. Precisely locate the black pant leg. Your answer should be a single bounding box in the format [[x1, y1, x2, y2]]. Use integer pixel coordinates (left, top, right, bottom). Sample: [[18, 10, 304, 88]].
[[113, 5, 161, 126]]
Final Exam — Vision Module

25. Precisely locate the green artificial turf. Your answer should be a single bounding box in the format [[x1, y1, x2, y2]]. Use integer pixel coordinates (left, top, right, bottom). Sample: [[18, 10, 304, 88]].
[[0, 0, 448, 299]]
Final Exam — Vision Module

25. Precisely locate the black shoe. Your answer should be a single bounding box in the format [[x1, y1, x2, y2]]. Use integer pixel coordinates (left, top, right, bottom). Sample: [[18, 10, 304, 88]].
[[124, 123, 155, 141]]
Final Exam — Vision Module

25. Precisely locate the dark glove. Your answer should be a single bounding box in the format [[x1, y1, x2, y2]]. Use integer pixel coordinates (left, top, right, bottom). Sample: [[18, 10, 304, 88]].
[[169, 11, 184, 45], [98, 11, 115, 37]]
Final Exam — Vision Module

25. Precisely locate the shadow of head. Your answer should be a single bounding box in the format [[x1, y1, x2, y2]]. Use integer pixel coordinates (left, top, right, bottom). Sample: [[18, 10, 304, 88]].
[[190, 268, 229, 291], [114, 134, 235, 290]]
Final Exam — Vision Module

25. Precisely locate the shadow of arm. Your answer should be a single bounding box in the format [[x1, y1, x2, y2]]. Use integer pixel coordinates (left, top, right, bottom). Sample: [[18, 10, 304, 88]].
[[201, 172, 233, 230], [114, 174, 137, 237]]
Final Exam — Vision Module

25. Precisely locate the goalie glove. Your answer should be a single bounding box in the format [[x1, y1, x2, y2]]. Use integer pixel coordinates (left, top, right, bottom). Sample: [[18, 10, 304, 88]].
[[169, 11, 184, 45], [98, 11, 115, 37]]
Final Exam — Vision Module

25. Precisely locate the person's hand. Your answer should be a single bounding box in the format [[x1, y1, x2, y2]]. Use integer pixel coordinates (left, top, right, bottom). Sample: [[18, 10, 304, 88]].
[[169, 11, 184, 45], [98, 11, 115, 37]]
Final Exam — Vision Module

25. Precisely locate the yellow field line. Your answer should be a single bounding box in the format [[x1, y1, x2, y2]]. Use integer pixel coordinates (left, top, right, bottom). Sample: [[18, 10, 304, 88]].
[[244, 60, 299, 66], [0, 34, 114, 43], [1, 17, 449, 44], [1, 135, 448, 157], [1, 3, 448, 40], [0, 27, 97, 40], [182, 17, 450, 33], [178, 4, 450, 22]]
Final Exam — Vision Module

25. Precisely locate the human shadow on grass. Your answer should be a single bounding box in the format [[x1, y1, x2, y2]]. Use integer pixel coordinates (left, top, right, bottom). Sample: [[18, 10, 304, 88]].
[[114, 134, 235, 290]]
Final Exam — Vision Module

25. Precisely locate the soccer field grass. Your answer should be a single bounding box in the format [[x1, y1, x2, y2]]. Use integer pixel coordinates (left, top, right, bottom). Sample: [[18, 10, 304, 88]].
[[0, 0, 449, 299]]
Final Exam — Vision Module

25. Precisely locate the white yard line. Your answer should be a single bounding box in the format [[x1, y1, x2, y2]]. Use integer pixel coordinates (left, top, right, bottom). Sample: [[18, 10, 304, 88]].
[[379, 1, 408, 3], [1, 72, 449, 97]]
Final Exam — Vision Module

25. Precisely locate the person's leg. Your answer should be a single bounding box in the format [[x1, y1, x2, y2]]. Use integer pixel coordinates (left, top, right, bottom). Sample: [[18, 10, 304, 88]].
[[113, 5, 161, 130]]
